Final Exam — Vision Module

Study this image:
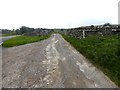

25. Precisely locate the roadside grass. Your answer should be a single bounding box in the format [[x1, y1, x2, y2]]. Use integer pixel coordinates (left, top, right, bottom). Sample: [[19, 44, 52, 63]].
[[2, 34, 16, 36], [2, 34, 51, 47], [62, 34, 120, 86]]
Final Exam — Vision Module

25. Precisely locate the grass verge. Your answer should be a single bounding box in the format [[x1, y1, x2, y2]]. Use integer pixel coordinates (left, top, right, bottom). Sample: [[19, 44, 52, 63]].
[[2, 34, 16, 36], [62, 34, 120, 86], [2, 34, 51, 47]]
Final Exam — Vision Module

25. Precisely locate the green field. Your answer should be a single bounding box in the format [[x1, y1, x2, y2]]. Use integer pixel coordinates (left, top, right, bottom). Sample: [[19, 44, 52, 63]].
[[62, 34, 120, 86], [2, 34, 51, 47]]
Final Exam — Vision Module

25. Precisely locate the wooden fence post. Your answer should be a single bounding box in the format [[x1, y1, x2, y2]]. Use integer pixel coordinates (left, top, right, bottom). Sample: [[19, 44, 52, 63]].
[[83, 30, 85, 38]]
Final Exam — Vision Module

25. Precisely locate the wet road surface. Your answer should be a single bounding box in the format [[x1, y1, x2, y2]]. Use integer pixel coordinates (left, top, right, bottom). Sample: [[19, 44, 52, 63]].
[[2, 34, 118, 88]]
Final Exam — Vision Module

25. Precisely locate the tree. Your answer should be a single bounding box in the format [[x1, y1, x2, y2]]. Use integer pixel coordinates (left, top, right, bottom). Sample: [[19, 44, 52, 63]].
[[19, 26, 29, 34], [91, 25, 94, 27], [15, 29, 20, 35]]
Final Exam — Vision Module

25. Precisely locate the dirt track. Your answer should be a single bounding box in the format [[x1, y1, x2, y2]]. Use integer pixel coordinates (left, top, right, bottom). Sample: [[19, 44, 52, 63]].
[[2, 34, 118, 88]]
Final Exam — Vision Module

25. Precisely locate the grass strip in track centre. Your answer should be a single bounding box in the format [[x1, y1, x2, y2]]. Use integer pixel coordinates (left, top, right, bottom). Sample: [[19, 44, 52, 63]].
[[62, 34, 120, 87], [2, 34, 51, 47]]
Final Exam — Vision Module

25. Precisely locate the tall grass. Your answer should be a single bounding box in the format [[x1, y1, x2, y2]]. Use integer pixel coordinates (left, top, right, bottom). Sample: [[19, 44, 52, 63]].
[[2, 34, 51, 47], [62, 34, 120, 86]]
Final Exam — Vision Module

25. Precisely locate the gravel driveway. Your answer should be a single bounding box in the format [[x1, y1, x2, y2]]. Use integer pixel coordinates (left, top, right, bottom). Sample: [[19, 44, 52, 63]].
[[2, 34, 118, 88]]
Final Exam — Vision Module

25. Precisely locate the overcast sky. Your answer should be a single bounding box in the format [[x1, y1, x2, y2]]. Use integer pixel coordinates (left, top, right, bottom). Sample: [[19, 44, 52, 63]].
[[0, 0, 119, 29]]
